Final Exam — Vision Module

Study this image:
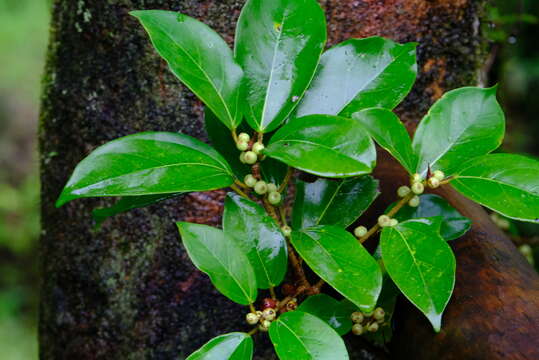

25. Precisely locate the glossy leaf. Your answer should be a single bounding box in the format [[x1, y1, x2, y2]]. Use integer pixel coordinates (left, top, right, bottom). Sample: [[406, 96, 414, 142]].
[[451, 154, 539, 223], [353, 108, 417, 174], [294, 37, 417, 118], [265, 115, 377, 178], [390, 194, 472, 241], [413, 86, 505, 177], [223, 193, 288, 289], [269, 311, 349, 360], [297, 294, 354, 335], [177, 222, 257, 305], [291, 226, 382, 311], [92, 193, 182, 228], [235, 0, 327, 132], [56, 132, 234, 207], [186, 333, 253, 360], [381, 219, 456, 331], [292, 176, 379, 229], [132, 10, 243, 129]]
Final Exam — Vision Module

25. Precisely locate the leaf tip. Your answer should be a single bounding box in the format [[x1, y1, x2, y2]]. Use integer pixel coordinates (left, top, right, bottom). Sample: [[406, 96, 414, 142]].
[[428, 313, 443, 333]]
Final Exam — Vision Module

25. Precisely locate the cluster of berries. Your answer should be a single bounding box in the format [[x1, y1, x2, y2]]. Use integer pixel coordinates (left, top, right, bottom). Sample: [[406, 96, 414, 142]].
[[351, 307, 386, 336], [244, 174, 282, 204], [237, 132, 265, 165], [245, 298, 296, 332]]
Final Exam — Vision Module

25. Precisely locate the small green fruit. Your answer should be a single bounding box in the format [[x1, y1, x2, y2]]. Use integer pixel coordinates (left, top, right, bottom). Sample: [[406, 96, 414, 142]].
[[252, 142, 265, 155], [238, 132, 250, 143], [353, 226, 368, 238], [378, 215, 391, 227], [262, 308, 276, 321], [239, 152, 246, 163], [397, 185, 411, 198], [389, 219, 398, 227], [268, 191, 282, 205], [409, 196, 420, 207], [246, 312, 260, 325], [373, 307, 385, 321], [363, 310, 373, 317], [352, 323, 364, 336], [428, 177, 440, 189], [411, 173, 422, 183], [267, 183, 278, 193], [281, 225, 292, 237], [254, 181, 268, 195], [433, 170, 445, 180], [236, 141, 249, 151], [259, 320, 271, 332], [351, 312, 364, 324], [411, 182, 424, 195], [367, 322, 379, 332], [244, 151, 258, 165], [244, 174, 257, 188]]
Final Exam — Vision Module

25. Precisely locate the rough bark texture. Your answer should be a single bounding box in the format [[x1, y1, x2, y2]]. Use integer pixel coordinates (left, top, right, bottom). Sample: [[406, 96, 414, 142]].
[[39, 0, 538, 359]]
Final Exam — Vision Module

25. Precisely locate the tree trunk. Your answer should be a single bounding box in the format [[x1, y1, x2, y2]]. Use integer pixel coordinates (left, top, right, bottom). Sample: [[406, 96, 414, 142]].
[[39, 0, 538, 359]]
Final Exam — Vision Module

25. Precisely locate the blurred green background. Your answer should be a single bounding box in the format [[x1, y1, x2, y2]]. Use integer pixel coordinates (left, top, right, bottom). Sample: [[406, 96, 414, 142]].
[[0, 0, 536, 358]]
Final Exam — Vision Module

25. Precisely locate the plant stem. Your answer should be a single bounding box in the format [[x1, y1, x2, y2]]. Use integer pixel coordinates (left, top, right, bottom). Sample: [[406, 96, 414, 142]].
[[278, 205, 287, 226], [249, 303, 256, 313], [257, 131, 264, 144], [247, 327, 259, 336], [263, 199, 280, 222], [230, 184, 250, 199], [231, 129, 239, 144], [269, 286, 277, 300], [277, 285, 307, 310], [278, 167, 294, 193], [310, 279, 325, 295], [287, 241, 311, 289], [359, 193, 414, 244]]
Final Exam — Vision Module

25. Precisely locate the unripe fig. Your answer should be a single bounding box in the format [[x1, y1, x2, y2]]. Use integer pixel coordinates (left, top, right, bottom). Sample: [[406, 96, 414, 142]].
[[244, 174, 257, 188], [428, 177, 440, 188], [252, 142, 265, 155], [268, 191, 282, 205], [409, 196, 420, 207], [412, 182, 424, 194], [352, 323, 364, 335], [267, 183, 278, 193], [281, 225, 292, 237], [244, 151, 258, 165], [433, 170, 445, 180], [354, 226, 368, 238], [254, 180, 268, 195], [373, 307, 385, 321], [378, 215, 391, 227], [397, 185, 411, 197], [246, 312, 260, 325], [238, 132, 250, 143], [351, 312, 364, 324], [236, 141, 249, 151]]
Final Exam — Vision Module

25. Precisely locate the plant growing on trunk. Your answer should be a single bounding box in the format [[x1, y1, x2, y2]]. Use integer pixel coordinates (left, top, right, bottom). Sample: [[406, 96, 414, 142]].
[[55, 0, 539, 358]]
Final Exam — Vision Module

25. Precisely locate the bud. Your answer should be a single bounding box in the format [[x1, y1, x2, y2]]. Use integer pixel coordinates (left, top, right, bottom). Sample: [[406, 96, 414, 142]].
[[267, 183, 278, 193], [246, 312, 260, 325], [352, 323, 364, 336], [411, 173, 422, 183], [254, 180, 268, 195], [408, 196, 420, 207], [252, 142, 265, 155], [236, 141, 249, 151], [351, 312, 364, 324], [262, 298, 278, 310], [244, 151, 258, 165], [373, 307, 385, 321], [238, 132, 250, 143], [263, 308, 277, 321], [281, 225, 292, 237], [354, 226, 368, 238], [268, 191, 282, 205], [367, 322, 379, 332], [411, 182, 424, 195], [397, 185, 411, 197], [285, 299, 298, 312], [244, 174, 257, 188], [378, 215, 391, 227], [428, 177, 440, 189], [433, 170, 445, 181]]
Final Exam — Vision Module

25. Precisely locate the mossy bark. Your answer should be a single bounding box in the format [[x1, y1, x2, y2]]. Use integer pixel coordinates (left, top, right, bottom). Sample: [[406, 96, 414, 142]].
[[40, 1, 537, 359]]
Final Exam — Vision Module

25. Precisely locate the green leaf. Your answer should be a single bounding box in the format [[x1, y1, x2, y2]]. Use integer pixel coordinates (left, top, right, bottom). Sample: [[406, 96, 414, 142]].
[[297, 294, 354, 335], [234, 0, 327, 132], [294, 37, 416, 118], [390, 194, 471, 241], [92, 193, 182, 228], [132, 10, 243, 129], [265, 115, 376, 178], [292, 176, 379, 229], [205, 108, 289, 185], [269, 311, 349, 360], [186, 333, 253, 360], [56, 132, 234, 207], [223, 193, 288, 289], [353, 108, 417, 174], [412, 86, 505, 177], [177, 222, 257, 305], [291, 226, 382, 311], [451, 154, 539, 223], [381, 219, 456, 331]]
